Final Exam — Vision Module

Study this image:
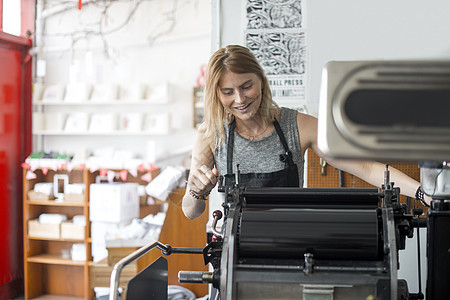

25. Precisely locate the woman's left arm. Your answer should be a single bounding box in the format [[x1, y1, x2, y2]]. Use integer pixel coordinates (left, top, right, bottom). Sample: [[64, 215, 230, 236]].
[[298, 113, 430, 205]]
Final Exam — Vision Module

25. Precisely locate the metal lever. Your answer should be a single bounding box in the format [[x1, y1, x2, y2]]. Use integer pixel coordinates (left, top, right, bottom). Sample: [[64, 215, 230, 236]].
[[110, 242, 170, 300], [304, 253, 314, 275], [235, 164, 241, 186], [217, 175, 225, 192], [178, 271, 214, 284], [384, 164, 391, 190], [109, 242, 203, 300]]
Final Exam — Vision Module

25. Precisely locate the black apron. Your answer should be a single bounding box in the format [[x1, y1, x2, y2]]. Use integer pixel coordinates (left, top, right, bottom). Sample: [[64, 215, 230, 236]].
[[223, 119, 300, 188], [212, 119, 299, 300]]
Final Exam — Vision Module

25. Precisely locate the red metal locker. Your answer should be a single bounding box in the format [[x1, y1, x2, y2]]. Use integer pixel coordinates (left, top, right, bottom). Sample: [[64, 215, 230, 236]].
[[0, 31, 32, 300]]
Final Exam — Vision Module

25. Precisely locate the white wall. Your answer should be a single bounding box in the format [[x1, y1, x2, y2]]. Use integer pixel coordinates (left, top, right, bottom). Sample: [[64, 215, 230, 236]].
[[35, 0, 211, 164], [306, 0, 450, 115], [217, 0, 450, 115]]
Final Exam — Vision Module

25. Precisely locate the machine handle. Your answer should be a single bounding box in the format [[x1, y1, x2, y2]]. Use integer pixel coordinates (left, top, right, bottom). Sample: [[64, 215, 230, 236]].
[[109, 242, 202, 300], [178, 271, 213, 284], [211, 210, 223, 240], [109, 241, 170, 300]]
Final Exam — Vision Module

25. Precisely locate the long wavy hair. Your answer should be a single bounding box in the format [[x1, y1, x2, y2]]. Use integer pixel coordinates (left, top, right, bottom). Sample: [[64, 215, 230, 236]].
[[202, 45, 279, 146]]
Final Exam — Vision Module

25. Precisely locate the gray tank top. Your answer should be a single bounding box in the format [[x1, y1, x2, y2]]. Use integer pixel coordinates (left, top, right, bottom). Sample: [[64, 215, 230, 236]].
[[214, 107, 304, 187]]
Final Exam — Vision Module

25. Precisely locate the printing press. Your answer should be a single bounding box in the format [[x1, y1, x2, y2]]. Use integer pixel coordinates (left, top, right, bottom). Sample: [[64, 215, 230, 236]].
[[200, 168, 426, 300], [110, 61, 450, 300]]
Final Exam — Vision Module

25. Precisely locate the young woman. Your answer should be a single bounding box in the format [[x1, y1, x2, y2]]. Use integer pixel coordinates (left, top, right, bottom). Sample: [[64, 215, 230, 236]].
[[182, 45, 428, 219]]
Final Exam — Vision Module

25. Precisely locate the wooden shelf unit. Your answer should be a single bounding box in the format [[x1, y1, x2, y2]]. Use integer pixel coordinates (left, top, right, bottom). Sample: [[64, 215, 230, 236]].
[[23, 167, 97, 300], [23, 167, 208, 299]]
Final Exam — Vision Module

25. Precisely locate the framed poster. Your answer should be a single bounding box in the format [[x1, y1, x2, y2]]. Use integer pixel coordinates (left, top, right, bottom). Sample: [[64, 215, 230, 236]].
[[246, 0, 307, 111]]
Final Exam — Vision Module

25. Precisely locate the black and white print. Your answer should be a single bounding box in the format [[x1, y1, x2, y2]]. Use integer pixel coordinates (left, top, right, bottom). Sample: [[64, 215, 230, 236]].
[[247, 0, 303, 29], [246, 30, 305, 75], [245, 0, 307, 108]]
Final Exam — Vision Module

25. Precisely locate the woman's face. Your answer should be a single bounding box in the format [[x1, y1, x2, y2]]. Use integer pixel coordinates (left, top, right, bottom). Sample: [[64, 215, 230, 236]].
[[218, 71, 263, 122]]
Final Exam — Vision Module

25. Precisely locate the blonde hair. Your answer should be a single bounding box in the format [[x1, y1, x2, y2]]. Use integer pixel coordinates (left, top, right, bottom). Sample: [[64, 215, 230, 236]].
[[202, 45, 279, 146]]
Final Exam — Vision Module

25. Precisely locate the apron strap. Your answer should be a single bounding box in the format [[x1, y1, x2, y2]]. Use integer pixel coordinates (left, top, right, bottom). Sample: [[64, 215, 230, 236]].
[[273, 119, 292, 157], [227, 119, 236, 175], [227, 118, 292, 174]]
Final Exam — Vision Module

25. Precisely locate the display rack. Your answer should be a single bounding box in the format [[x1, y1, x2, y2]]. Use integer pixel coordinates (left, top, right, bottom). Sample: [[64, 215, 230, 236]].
[[22, 166, 162, 299], [23, 168, 96, 299]]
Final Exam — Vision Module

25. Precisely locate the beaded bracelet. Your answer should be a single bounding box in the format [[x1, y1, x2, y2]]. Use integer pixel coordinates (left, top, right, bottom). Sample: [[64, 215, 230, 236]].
[[189, 189, 210, 201], [415, 186, 430, 207]]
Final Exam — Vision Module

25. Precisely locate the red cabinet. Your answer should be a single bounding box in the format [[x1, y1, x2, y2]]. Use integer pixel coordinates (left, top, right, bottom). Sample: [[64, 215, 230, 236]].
[[0, 31, 32, 299]]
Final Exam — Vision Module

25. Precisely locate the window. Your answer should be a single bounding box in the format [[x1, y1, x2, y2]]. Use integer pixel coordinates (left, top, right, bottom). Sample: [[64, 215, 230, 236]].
[[2, 0, 21, 36]]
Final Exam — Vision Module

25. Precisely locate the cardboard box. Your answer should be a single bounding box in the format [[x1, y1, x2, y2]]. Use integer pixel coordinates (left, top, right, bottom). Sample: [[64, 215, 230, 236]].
[[61, 221, 85, 240], [28, 219, 60, 239], [64, 193, 84, 203], [90, 259, 137, 288], [105, 238, 158, 249], [89, 183, 139, 223], [107, 247, 138, 265], [28, 190, 54, 202]]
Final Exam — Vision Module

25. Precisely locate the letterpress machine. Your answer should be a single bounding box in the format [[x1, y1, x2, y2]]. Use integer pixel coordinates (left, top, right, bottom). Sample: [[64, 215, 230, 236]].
[[110, 61, 450, 300]]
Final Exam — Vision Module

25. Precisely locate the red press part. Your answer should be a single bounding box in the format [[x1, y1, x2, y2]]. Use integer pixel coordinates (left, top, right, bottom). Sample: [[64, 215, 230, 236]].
[[78, 0, 82, 10]]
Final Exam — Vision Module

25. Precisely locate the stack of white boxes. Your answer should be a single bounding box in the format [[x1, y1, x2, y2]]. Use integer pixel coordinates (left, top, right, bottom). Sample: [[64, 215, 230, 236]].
[[89, 182, 140, 262]]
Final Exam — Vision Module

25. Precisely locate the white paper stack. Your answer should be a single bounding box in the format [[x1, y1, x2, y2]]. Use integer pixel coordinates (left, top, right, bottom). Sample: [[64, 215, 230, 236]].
[[145, 166, 184, 201], [65, 183, 85, 195], [72, 215, 86, 226], [71, 243, 86, 261], [34, 183, 54, 196], [38, 213, 68, 224], [91, 220, 128, 262]]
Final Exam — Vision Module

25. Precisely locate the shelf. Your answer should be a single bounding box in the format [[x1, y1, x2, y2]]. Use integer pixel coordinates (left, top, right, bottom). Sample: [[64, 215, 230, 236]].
[[33, 130, 169, 136], [27, 254, 86, 266], [28, 236, 85, 242], [22, 167, 165, 299], [33, 100, 169, 106], [30, 295, 84, 300], [27, 200, 86, 207]]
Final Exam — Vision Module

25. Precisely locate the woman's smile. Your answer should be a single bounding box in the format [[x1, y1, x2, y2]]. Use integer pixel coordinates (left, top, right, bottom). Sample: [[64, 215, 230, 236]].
[[218, 71, 262, 121], [233, 101, 252, 112]]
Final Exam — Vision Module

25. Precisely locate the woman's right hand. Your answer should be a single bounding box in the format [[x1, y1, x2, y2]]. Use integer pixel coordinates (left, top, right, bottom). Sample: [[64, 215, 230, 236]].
[[188, 165, 219, 198]]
